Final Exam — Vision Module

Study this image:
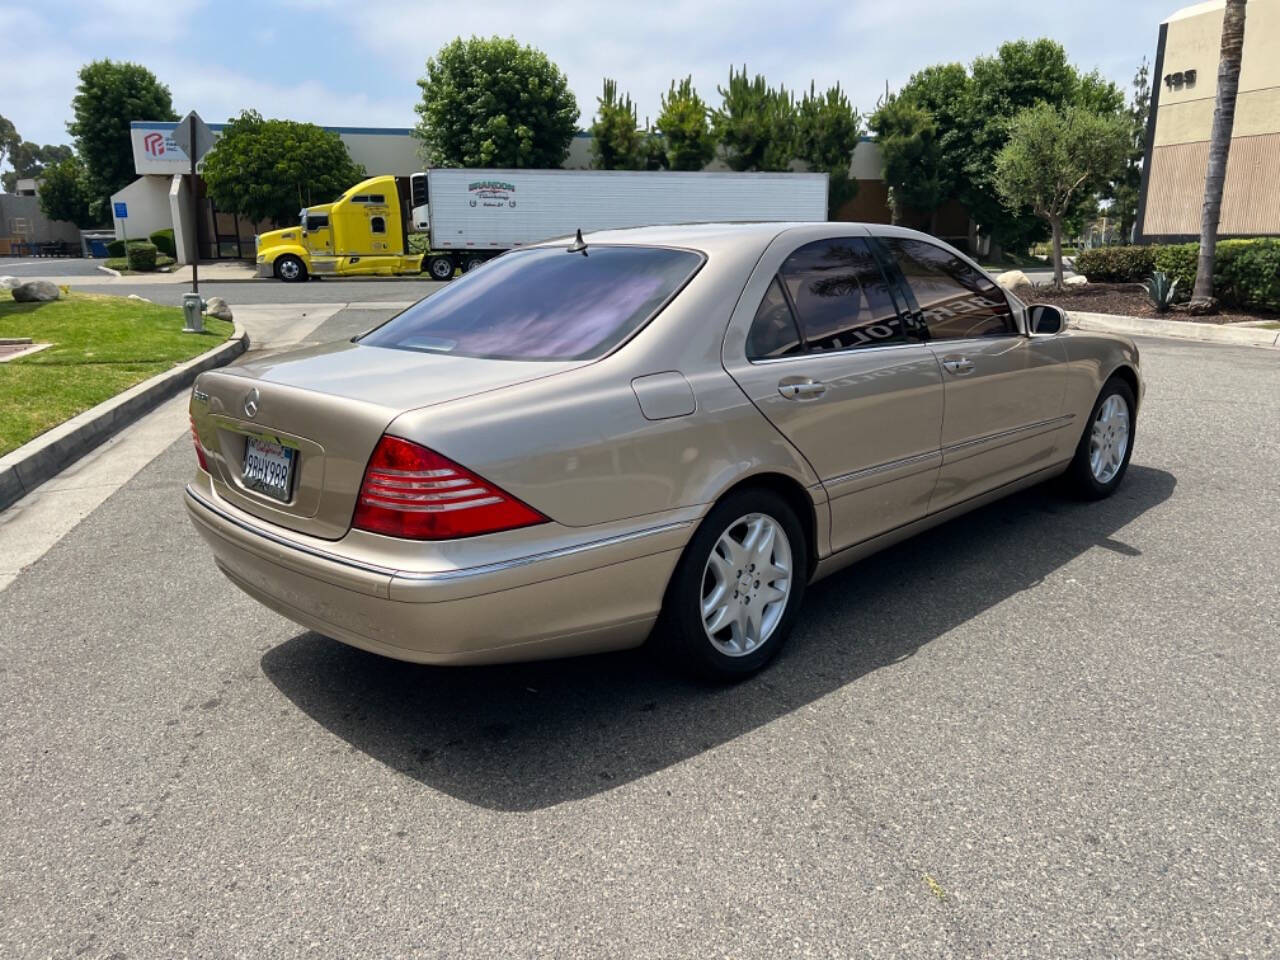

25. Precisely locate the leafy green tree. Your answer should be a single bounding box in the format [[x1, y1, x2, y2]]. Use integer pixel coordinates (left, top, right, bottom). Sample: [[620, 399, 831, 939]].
[[201, 110, 366, 226], [639, 124, 667, 171], [0, 115, 18, 179], [1106, 60, 1151, 242], [869, 95, 944, 228], [795, 81, 861, 214], [38, 155, 95, 227], [994, 103, 1129, 287], [894, 40, 1124, 255], [590, 78, 644, 170], [1, 141, 73, 193], [68, 60, 177, 220], [711, 65, 795, 172], [414, 37, 579, 168], [656, 77, 715, 171]]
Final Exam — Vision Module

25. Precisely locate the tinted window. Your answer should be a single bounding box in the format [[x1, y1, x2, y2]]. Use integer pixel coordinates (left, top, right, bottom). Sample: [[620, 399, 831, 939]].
[[884, 237, 1015, 339], [350, 195, 369, 203], [746, 278, 803, 359], [369, 194, 386, 204], [370, 216, 386, 234], [360, 245, 702, 361], [779, 238, 905, 352], [304, 214, 328, 231]]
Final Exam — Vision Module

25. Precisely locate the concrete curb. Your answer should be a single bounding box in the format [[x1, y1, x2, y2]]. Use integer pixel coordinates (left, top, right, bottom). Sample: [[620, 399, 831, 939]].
[[1069, 310, 1280, 349], [96, 264, 122, 278], [0, 322, 248, 512]]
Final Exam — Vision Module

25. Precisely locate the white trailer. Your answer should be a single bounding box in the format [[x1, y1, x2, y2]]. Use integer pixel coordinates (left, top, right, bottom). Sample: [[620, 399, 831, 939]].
[[410, 168, 828, 280]]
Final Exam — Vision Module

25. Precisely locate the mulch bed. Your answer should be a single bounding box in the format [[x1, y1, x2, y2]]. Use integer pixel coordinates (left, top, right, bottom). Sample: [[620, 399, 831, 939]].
[[1011, 282, 1279, 326]]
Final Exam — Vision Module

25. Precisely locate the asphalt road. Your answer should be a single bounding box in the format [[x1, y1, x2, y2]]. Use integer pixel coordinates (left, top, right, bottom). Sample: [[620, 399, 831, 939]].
[[59, 277, 448, 307], [0, 257, 108, 278], [1, 324, 1277, 958]]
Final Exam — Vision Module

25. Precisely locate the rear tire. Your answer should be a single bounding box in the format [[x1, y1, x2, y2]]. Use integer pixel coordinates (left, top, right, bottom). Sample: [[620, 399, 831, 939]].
[[1065, 376, 1136, 499], [463, 256, 486, 273], [655, 488, 807, 680], [426, 255, 454, 280], [274, 254, 307, 283]]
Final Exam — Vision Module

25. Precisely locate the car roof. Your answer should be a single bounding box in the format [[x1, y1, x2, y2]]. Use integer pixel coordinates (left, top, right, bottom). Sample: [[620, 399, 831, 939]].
[[536, 221, 826, 256]]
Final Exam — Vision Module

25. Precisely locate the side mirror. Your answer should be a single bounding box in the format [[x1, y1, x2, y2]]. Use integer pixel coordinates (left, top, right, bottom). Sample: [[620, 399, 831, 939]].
[[1028, 304, 1066, 335]]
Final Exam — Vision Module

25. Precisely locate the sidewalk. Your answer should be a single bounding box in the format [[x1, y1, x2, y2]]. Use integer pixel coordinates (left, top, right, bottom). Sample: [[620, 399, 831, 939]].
[[1070, 310, 1280, 349]]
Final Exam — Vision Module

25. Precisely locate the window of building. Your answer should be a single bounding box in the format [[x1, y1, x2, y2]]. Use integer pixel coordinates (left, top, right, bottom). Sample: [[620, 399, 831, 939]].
[[883, 237, 1015, 340]]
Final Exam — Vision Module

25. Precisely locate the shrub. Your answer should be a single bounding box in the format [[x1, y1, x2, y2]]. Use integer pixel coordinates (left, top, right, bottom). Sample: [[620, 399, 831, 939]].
[[1215, 238, 1280, 312], [149, 228, 176, 257], [1152, 243, 1198, 293], [106, 238, 126, 257], [126, 241, 158, 271], [1075, 245, 1154, 283], [407, 233, 429, 254]]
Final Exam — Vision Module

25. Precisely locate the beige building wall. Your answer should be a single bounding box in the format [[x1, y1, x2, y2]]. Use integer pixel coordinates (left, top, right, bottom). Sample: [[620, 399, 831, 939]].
[[1142, 0, 1280, 237]]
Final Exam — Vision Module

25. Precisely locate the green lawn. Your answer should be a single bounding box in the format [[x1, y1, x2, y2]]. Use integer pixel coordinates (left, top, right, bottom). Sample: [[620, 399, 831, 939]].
[[0, 290, 233, 456]]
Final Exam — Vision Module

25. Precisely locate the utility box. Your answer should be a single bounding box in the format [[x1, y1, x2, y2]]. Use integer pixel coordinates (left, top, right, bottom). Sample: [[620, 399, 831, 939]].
[[182, 293, 205, 333]]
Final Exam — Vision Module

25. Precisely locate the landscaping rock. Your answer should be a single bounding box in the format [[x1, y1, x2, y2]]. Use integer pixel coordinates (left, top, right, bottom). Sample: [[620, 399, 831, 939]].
[[0, 276, 18, 291], [996, 270, 1030, 291], [205, 297, 233, 321], [1064, 274, 1088, 286], [11, 280, 61, 303]]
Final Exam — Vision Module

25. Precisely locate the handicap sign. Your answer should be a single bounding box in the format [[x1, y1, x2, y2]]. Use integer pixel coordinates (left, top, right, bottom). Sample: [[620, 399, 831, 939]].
[[113, 202, 128, 219]]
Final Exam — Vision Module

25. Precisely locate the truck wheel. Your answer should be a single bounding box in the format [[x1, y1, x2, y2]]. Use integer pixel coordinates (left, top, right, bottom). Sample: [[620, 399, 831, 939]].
[[464, 256, 486, 273], [426, 255, 454, 280], [274, 255, 307, 282]]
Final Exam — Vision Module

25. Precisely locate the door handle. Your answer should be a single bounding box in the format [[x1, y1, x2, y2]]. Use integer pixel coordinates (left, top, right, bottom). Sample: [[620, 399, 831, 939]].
[[941, 356, 975, 376], [777, 377, 827, 400]]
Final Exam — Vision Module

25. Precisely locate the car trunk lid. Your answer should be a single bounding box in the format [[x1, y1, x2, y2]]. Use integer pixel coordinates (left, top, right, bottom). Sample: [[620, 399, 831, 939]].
[[192, 341, 584, 540]]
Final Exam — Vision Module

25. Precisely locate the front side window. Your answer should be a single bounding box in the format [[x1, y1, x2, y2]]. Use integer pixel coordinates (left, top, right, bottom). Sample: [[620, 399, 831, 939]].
[[777, 238, 906, 352], [305, 214, 329, 231], [883, 237, 1015, 340], [359, 245, 702, 361]]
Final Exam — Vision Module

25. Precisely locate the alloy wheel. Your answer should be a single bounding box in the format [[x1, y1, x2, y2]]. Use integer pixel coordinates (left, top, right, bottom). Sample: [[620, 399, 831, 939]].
[[1090, 393, 1130, 484], [700, 513, 793, 657]]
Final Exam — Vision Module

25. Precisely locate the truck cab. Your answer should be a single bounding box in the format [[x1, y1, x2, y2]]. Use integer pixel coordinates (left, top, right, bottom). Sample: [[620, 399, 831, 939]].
[[255, 175, 423, 281]]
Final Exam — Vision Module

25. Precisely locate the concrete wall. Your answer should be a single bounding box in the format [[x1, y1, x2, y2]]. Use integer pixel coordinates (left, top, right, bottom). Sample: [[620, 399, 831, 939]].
[[1141, 0, 1280, 237], [110, 175, 174, 242], [0, 194, 81, 248]]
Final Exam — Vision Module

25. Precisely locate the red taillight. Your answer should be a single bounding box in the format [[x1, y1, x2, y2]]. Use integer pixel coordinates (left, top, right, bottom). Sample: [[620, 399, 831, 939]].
[[190, 415, 209, 472], [352, 435, 548, 540]]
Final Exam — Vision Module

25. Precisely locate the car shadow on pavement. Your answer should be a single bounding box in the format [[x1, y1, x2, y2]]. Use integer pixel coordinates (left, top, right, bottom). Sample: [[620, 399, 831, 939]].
[[261, 465, 1175, 811]]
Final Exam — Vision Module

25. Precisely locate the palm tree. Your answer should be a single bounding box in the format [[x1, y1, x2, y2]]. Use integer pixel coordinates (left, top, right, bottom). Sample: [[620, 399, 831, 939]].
[[1193, 0, 1248, 306]]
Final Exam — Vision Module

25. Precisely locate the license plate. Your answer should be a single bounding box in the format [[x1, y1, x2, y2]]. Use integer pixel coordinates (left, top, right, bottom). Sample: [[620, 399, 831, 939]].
[[243, 436, 295, 502]]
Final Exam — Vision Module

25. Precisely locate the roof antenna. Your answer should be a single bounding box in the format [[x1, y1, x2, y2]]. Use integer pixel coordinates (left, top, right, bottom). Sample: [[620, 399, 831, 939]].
[[567, 228, 588, 256]]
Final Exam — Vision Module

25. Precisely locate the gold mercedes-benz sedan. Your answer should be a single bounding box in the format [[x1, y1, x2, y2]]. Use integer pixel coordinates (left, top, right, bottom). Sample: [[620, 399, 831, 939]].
[[186, 222, 1141, 678]]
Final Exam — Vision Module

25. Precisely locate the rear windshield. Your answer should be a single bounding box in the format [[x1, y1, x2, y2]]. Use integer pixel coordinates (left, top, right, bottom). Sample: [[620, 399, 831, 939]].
[[358, 245, 703, 361]]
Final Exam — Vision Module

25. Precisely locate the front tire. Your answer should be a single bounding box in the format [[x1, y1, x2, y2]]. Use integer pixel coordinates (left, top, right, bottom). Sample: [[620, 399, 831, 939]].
[[1066, 376, 1136, 499], [656, 488, 807, 680], [274, 254, 307, 283]]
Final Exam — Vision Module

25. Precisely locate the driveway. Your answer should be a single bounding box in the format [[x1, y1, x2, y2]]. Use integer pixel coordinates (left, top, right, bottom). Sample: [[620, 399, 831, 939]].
[[0, 326, 1276, 958]]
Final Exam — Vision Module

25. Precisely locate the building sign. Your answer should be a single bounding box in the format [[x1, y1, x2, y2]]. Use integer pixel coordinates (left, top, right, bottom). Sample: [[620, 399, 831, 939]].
[[1164, 69, 1197, 90], [130, 122, 223, 174]]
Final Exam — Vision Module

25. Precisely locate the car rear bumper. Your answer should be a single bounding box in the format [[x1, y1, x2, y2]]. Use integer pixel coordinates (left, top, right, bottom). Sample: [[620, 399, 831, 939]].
[[184, 483, 688, 665]]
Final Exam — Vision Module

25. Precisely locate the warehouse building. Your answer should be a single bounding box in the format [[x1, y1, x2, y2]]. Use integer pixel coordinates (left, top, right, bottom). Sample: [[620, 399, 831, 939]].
[[1136, 0, 1280, 241]]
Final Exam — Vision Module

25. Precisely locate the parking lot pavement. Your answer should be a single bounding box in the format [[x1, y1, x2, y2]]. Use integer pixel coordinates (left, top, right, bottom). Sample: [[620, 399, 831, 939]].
[[62, 277, 448, 307], [0, 258, 108, 278], [0, 336, 1276, 957]]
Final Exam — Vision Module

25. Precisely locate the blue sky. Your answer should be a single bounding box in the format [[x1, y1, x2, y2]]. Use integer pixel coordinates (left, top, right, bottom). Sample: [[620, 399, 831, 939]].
[[2, 0, 1179, 157]]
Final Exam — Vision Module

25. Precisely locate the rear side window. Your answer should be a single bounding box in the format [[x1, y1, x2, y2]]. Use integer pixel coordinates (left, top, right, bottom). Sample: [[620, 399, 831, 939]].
[[746, 278, 803, 359], [778, 238, 905, 352], [359, 245, 703, 361], [883, 237, 1015, 339]]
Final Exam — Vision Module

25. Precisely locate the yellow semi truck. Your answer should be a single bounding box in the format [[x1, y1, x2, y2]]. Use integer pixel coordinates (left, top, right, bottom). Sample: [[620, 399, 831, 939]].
[[255, 174, 423, 282]]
